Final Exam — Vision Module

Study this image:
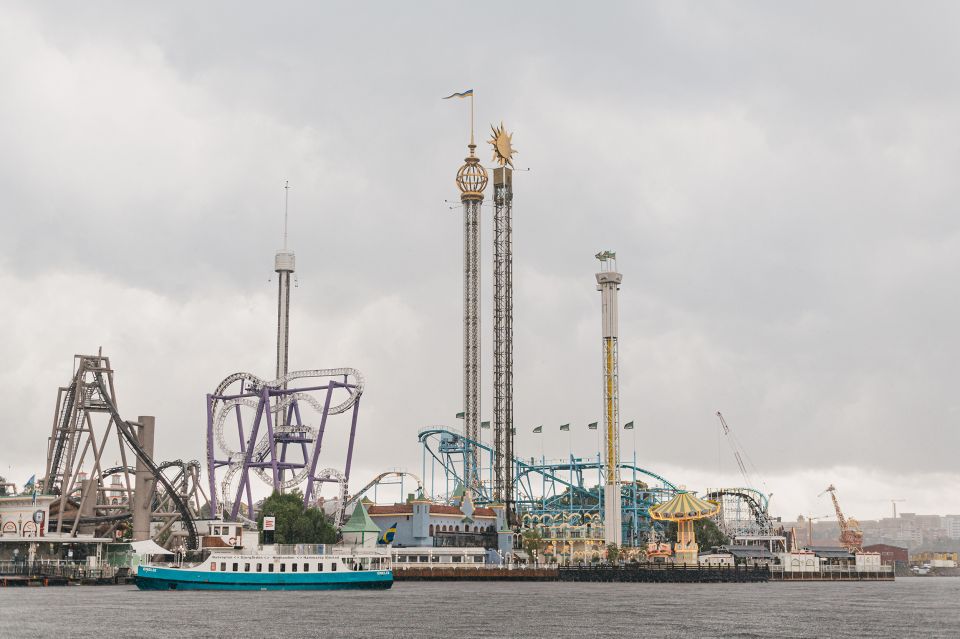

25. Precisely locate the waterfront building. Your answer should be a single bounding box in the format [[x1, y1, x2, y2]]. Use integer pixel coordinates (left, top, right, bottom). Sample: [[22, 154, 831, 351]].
[[366, 492, 505, 550], [520, 512, 607, 565], [391, 546, 489, 567], [340, 503, 380, 549], [862, 543, 908, 569], [0, 493, 111, 566]]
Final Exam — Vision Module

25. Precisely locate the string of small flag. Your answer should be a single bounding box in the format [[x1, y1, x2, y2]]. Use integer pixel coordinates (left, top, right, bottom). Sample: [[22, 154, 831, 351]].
[[455, 411, 633, 434], [531, 421, 634, 433]]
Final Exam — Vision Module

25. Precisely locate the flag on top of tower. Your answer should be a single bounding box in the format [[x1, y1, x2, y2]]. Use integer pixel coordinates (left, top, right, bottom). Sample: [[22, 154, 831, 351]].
[[443, 89, 474, 99], [560, 424, 570, 432], [624, 421, 635, 430], [532, 426, 543, 434], [588, 422, 598, 430]]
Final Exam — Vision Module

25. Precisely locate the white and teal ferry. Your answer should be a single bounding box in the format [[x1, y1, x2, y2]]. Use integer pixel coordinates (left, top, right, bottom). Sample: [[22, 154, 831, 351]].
[[136, 544, 392, 591]]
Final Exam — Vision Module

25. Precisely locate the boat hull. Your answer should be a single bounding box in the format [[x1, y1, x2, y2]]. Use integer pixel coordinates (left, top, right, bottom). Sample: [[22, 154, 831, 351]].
[[135, 565, 393, 591]]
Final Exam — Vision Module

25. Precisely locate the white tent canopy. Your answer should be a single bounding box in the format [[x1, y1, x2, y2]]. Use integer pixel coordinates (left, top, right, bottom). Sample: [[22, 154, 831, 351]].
[[130, 539, 172, 555]]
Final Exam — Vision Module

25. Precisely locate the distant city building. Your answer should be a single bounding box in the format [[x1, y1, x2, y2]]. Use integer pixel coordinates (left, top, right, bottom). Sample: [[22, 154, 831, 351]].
[[862, 543, 908, 569]]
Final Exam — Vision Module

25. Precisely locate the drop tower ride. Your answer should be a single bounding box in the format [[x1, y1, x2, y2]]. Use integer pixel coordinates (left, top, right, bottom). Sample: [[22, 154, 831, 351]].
[[596, 250, 622, 545]]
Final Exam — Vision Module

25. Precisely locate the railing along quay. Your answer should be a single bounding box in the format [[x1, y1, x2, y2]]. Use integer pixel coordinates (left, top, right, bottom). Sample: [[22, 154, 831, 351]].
[[558, 563, 771, 583], [0, 561, 129, 586], [393, 566, 558, 581]]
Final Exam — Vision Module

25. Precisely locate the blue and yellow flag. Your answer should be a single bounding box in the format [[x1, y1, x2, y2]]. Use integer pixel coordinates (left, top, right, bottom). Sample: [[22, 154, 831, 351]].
[[379, 522, 397, 545], [443, 89, 473, 99]]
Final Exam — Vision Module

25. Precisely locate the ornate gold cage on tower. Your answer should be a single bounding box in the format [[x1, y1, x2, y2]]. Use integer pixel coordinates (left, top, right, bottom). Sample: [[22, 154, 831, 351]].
[[456, 144, 488, 200]]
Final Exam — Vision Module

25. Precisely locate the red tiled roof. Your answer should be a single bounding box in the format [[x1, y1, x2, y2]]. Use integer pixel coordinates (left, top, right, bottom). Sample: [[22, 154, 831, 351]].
[[365, 503, 497, 518], [367, 504, 413, 516]]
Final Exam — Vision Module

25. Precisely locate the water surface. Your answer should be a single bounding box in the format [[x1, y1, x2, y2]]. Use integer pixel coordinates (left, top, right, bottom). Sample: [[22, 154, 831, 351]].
[[2, 577, 958, 638]]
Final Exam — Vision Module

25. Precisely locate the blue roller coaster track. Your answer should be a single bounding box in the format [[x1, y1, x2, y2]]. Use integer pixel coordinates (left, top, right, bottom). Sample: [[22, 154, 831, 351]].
[[417, 426, 679, 545]]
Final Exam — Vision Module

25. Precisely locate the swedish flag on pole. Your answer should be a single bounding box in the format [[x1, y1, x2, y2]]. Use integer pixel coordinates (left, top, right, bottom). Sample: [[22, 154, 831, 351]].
[[444, 89, 477, 144], [379, 522, 398, 545]]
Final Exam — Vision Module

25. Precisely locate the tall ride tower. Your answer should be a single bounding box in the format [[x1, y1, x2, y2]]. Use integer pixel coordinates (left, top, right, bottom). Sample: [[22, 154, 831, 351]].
[[275, 182, 295, 415], [454, 115, 488, 492], [489, 123, 517, 521], [596, 250, 622, 545]]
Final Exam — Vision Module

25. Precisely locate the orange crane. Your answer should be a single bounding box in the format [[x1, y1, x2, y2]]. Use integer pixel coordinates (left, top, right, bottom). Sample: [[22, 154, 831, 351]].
[[819, 484, 863, 551]]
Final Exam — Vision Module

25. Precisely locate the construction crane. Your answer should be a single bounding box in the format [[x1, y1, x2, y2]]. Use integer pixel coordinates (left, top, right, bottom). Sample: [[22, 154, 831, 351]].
[[800, 514, 831, 547], [890, 498, 905, 519], [819, 484, 863, 551]]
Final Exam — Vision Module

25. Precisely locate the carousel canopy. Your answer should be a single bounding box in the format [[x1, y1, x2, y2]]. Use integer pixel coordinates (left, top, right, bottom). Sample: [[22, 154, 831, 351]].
[[649, 492, 719, 522]]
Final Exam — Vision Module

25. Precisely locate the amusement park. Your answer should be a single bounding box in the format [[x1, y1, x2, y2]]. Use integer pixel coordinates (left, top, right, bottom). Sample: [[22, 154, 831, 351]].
[[0, 94, 895, 588]]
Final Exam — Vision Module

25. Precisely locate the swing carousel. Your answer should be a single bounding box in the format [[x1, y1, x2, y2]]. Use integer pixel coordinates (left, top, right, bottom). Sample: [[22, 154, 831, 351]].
[[648, 491, 719, 564]]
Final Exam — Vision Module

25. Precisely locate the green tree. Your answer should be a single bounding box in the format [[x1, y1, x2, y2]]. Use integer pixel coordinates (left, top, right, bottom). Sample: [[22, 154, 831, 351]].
[[606, 543, 621, 563], [0, 476, 7, 497], [665, 519, 729, 551], [256, 490, 337, 544], [522, 529, 546, 563]]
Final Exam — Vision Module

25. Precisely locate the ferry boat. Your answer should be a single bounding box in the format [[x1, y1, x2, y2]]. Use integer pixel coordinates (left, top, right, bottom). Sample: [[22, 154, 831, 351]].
[[136, 544, 392, 591]]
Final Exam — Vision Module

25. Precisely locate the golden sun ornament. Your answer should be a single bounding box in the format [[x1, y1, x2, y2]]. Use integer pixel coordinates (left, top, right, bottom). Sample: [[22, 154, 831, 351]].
[[488, 122, 516, 168]]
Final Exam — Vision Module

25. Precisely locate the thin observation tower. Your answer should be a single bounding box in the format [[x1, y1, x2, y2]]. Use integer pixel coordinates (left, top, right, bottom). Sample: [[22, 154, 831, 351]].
[[452, 93, 488, 493], [596, 250, 622, 546], [275, 181, 295, 415]]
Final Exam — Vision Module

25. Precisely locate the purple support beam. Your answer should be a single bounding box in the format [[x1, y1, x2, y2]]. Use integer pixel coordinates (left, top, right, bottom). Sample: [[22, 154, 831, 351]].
[[343, 397, 361, 481], [262, 386, 281, 488], [230, 393, 266, 520], [303, 384, 335, 504], [206, 394, 217, 513]]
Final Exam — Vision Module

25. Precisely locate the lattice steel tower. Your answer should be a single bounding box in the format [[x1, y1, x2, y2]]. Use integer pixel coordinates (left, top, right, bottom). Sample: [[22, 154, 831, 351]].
[[455, 130, 488, 492], [489, 122, 517, 521], [596, 250, 622, 546]]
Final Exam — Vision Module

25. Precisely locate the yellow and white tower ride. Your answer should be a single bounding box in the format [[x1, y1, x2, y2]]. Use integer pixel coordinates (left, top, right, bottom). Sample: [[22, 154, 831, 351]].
[[596, 250, 622, 546]]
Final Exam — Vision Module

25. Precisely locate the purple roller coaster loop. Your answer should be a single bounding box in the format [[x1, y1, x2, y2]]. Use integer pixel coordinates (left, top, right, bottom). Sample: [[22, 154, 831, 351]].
[[206, 377, 361, 520]]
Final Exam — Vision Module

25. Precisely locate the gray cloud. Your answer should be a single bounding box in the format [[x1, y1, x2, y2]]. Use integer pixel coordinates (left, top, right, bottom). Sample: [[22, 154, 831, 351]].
[[1, 1, 958, 519]]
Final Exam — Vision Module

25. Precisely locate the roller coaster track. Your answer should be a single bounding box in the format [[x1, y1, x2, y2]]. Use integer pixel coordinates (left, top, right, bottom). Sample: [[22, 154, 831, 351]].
[[704, 487, 771, 532], [343, 471, 424, 512], [43, 381, 79, 494], [418, 426, 677, 505], [92, 373, 198, 550]]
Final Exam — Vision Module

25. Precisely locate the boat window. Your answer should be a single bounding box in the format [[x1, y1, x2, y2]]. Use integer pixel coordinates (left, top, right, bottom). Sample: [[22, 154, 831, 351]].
[[256, 563, 262, 573], [419, 555, 428, 562], [431, 556, 440, 562], [280, 563, 286, 572], [232, 563, 238, 572], [210, 563, 216, 571], [303, 563, 309, 572], [244, 563, 250, 572], [317, 563, 323, 572], [236, 526, 242, 536], [220, 562, 226, 572], [268, 564, 274, 573], [291, 563, 297, 572], [331, 563, 337, 572], [453, 556, 462, 563]]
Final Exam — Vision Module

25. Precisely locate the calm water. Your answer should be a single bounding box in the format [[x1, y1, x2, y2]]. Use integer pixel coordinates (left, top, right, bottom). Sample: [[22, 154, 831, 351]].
[[1, 578, 959, 638]]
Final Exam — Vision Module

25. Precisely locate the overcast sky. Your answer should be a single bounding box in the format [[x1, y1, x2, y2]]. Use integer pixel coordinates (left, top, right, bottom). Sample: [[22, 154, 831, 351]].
[[2, 2, 958, 521]]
